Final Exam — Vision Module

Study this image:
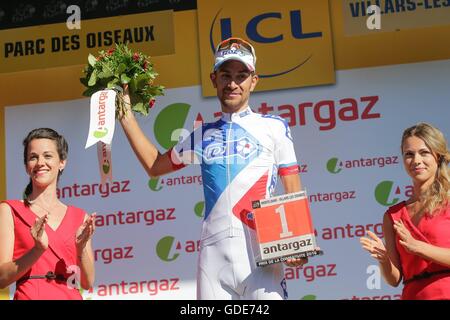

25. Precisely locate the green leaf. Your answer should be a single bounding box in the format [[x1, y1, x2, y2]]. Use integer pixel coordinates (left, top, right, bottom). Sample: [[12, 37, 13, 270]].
[[144, 85, 164, 96], [88, 54, 97, 67], [116, 63, 126, 76], [98, 68, 114, 79], [88, 70, 97, 86], [132, 102, 146, 115], [129, 78, 138, 93], [135, 74, 149, 90], [107, 78, 119, 89], [120, 73, 131, 84]]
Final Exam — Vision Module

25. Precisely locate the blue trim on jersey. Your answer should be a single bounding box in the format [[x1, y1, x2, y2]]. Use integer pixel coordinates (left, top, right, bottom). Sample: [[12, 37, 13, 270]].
[[278, 162, 297, 168], [261, 114, 293, 141], [268, 164, 278, 197]]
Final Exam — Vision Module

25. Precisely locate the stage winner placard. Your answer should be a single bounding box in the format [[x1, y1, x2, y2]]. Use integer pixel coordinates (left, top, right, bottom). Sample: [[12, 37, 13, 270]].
[[252, 191, 320, 267]]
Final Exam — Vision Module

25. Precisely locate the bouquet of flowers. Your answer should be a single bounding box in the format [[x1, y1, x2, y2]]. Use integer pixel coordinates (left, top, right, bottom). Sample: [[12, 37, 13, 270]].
[[80, 43, 164, 118]]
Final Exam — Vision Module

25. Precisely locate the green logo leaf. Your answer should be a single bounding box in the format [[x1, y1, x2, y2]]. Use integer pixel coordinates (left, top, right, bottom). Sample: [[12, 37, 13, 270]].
[[326, 157, 342, 174], [93, 128, 108, 139], [148, 177, 163, 191], [194, 201, 205, 218], [156, 236, 179, 262], [375, 181, 399, 206], [154, 103, 191, 150]]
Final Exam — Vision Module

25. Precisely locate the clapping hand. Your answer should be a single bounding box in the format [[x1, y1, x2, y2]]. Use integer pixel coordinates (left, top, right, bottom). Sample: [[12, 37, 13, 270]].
[[393, 220, 421, 255], [76, 213, 96, 253], [31, 214, 49, 251], [360, 231, 389, 263]]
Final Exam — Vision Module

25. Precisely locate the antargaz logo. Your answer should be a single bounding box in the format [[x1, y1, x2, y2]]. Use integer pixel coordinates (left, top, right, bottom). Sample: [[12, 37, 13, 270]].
[[148, 103, 192, 191], [327, 156, 399, 174], [148, 177, 163, 191], [326, 158, 343, 174], [156, 236, 200, 262], [375, 181, 402, 207], [156, 236, 180, 262]]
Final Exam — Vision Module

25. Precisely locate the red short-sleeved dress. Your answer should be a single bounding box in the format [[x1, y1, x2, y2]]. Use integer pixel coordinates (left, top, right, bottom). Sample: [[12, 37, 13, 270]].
[[386, 202, 450, 300], [3, 200, 86, 300]]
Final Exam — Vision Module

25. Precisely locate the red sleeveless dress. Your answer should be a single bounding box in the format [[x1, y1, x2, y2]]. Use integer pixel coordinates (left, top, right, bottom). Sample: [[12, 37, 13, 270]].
[[386, 202, 450, 300], [3, 200, 86, 300]]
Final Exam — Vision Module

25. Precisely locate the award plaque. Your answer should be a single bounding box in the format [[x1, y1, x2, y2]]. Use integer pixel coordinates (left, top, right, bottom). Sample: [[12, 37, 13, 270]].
[[252, 191, 322, 267]]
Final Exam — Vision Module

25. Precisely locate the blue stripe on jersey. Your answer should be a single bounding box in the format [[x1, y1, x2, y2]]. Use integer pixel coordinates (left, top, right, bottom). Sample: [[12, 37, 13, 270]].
[[200, 121, 261, 219]]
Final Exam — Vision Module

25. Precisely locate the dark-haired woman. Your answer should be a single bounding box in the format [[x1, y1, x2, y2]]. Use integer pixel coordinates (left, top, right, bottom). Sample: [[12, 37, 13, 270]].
[[0, 128, 95, 299]]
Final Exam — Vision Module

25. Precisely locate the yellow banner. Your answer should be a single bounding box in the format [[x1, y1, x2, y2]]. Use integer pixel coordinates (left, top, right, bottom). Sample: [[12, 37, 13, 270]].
[[343, 0, 450, 35], [330, 1, 450, 70], [197, 0, 335, 96], [0, 11, 175, 73]]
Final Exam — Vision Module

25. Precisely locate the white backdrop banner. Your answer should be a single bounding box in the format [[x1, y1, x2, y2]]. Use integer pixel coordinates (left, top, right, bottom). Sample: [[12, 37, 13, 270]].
[[5, 59, 450, 300]]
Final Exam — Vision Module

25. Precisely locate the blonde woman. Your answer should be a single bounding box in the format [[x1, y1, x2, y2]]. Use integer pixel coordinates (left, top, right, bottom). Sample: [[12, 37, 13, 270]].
[[361, 123, 450, 300]]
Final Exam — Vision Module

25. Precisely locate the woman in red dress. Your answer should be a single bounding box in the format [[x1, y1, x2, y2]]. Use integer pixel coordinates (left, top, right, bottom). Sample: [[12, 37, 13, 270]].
[[0, 128, 95, 299], [361, 123, 450, 300]]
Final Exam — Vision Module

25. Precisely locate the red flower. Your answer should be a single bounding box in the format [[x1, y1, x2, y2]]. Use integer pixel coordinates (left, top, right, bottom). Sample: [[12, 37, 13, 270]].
[[143, 61, 148, 71], [107, 48, 115, 55], [96, 55, 103, 61], [148, 99, 155, 109], [133, 53, 140, 62]]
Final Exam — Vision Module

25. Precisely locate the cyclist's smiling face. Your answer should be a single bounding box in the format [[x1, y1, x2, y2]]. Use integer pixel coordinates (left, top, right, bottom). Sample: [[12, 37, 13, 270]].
[[211, 60, 258, 114]]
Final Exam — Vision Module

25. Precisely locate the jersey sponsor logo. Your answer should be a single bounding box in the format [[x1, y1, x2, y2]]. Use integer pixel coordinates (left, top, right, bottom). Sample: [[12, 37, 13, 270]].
[[202, 136, 259, 163]]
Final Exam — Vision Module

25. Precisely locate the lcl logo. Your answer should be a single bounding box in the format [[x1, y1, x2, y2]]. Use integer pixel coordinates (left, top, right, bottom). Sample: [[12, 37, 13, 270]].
[[210, 9, 323, 78]]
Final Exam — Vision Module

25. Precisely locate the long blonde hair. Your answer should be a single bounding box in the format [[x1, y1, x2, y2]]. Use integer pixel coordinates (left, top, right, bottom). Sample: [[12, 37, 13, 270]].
[[401, 123, 450, 215]]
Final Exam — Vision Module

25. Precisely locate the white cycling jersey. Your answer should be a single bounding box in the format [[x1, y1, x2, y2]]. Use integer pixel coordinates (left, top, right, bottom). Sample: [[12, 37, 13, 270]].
[[169, 106, 299, 299]]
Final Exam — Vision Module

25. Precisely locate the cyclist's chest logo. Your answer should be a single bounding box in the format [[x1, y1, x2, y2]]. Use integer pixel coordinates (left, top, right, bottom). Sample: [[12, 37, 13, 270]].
[[202, 136, 259, 163]]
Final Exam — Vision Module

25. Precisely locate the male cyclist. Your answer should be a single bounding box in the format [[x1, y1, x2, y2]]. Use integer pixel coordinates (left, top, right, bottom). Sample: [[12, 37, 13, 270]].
[[120, 37, 308, 300]]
